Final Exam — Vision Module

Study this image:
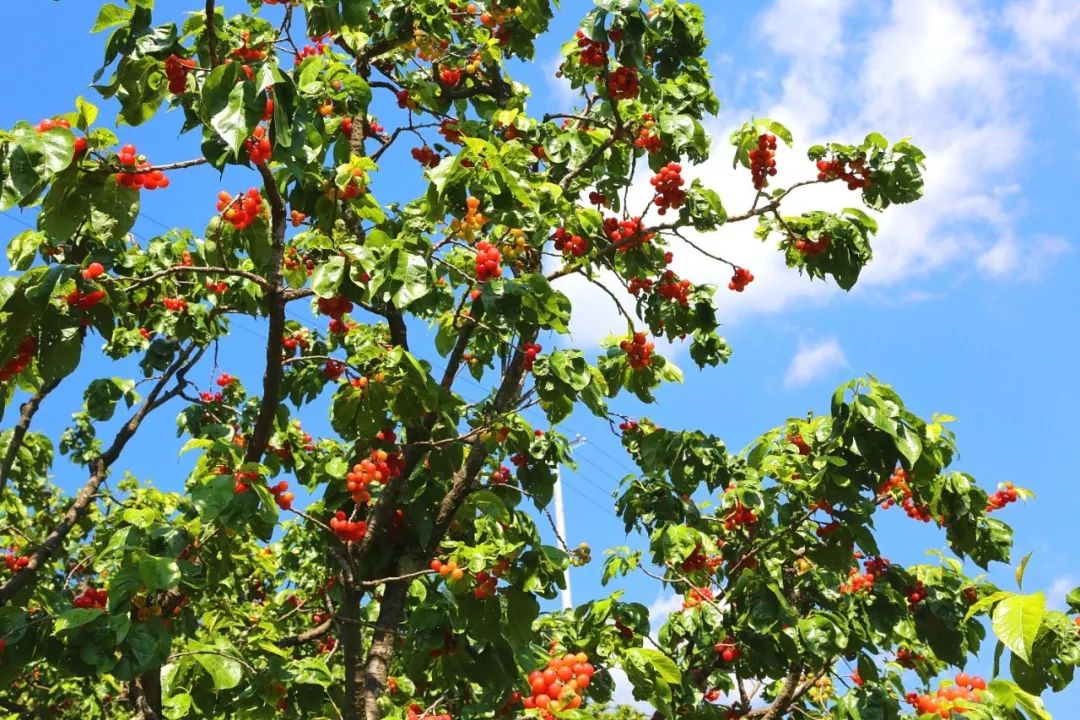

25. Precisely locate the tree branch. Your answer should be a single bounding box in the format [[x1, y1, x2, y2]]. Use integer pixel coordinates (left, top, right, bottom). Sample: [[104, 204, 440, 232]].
[[0, 378, 59, 497], [276, 617, 334, 648], [121, 265, 272, 291], [747, 661, 804, 720], [244, 163, 288, 464], [360, 574, 410, 720], [204, 0, 218, 68], [0, 345, 200, 605]]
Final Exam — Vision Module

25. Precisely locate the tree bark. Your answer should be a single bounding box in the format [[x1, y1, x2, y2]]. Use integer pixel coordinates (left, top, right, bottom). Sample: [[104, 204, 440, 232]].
[[361, 580, 409, 720], [0, 378, 58, 497]]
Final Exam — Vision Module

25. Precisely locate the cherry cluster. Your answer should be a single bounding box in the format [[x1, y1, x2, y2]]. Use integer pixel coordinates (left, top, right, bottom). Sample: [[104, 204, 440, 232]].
[[748, 133, 778, 190], [657, 271, 692, 306], [489, 465, 512, 484], [439, 67, 463, 87], [73, 587, 108, 609], [552, 227, 588, 257], [411, 146, 441, 168], [603, 215, 653, 252], [36, 117, 70, 132], [877, 467, 933, 522], [439, 118, 463, 144], [162, 297, 189, 312], [986, 481, 1019, 512], [588, 190, 609, 207], [65, 289, 107, 311], [723, 501, 758, 532], [795, 234, 830, 256], [635, 113, 662, 154], [680, 544, 709, 572], [895, 647, 925, 669], [627, 277, 653, 296], [905, 673, 986, 718], [618, 419, 638, 433], [282, 331, 310, 356], [728, 267, 754, 292], [450, 197, 487, 242], [430, 558, 464, 581], [650, 162, 686, 214], [231, 469, 260, 494], [522, 342, 542, 371], [475, 242, 503, 282], [245, 125, 272, 165], [839, 567, 876, 595], [682, 585, 714, 609], [407, 705, 450, 720], [473, 564, 506, 599], [0, 336, 37, 382], [199, 390, 222, 404], [232, 31, 266, 61], [323, 360, 345, 381], [574, 30, 609, 67], [290, 209, 306, 227], [297, 33, 331, 60], [620, 332, 654, 369], [523, 650, 594, 716], [317, 296, 353, 329], [902, 581, 927, 611], [3, 549, 28, 573], [815, 157, 871, 190], [269, 480, 294, 511], [205, 280, 228, 295], [714, 637, 742, 663], [329, 511, 367, 542], [606, 66, 639, 100], [396, 89, 417, 110], [116, 145, 168, 190], [346, 449, 403, 503], [863, 554, 890, 577], [216, 188, 264, 230], [164, 54, 196, 94], [787, 433, 811, 455]]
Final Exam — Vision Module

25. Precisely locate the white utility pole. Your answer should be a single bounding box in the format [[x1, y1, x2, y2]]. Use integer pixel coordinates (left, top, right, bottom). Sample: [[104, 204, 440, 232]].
[[554, 435, 586, 611]]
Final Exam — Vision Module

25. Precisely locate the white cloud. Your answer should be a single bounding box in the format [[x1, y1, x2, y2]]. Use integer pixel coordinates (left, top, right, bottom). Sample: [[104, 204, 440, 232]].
[[552, 0, 1075, 350], [648, 592, 684, 629], [784, 338, 848, 388], [544, 53, 578, 112], [1048, 575, 1076, 609], [977, 234, 1071, 279], [608, 668, 655, 713], [1003, 0, 1080, 70]]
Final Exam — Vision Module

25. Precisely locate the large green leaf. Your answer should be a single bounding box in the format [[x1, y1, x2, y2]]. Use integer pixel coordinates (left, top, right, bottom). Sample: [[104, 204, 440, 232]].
[[54, 608, 104, 633], [192, 646, 243, 690], [992, 592, 1045, 663]]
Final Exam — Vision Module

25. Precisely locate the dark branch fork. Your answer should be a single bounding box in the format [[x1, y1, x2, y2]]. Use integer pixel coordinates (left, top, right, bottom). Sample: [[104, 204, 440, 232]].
[[0, 343, 204, 606]]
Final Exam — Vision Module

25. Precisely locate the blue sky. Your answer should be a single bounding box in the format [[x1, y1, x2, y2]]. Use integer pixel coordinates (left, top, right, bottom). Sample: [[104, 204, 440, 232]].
[[2, 0, 1080, 713]]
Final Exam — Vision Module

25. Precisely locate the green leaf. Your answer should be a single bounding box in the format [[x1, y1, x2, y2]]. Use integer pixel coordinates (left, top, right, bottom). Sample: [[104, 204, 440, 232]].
[[191, 474, 235, 522], [138, 555, 181, 592], [6, 230, 45, 271], [1016, 551, 1032, 590], [92, 3, 132, 32], [626, 647, 681, 685], [311, 255, 346, 298], [54, 608, 104, 632], [992, 592, 1046, 663], [191, 647, 243, 690], [963, 590, 1012, 623]]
